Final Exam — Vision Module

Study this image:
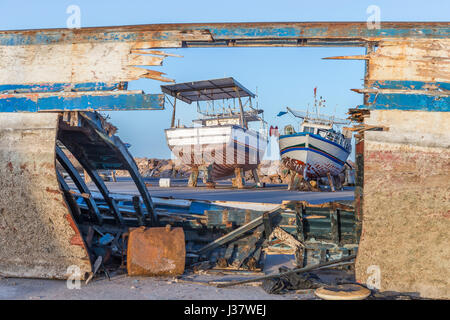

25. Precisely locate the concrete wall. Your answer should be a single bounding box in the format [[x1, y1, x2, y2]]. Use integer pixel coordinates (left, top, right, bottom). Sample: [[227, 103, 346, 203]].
[[355, 110, 450, 299]]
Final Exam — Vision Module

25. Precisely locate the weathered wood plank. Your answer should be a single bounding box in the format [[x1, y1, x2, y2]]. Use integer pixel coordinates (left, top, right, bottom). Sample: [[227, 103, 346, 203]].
[[367, 39, 450, 83], [0, 91, 164, 112], [1, 23, 448, 47], [0, 42, 174, 85], [0, 82, 123, 93]]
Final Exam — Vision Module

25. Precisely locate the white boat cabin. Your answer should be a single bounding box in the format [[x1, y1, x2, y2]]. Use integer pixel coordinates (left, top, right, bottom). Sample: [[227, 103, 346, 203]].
[[283, 107, 352, 152]]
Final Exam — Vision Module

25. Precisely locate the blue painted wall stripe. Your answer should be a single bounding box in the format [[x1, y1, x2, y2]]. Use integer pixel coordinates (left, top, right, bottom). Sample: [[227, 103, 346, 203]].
[[0, 93, 164, 112], [365, 93, 449, 112], [370, 80, 450, 91], [0, 82, 125, 94]]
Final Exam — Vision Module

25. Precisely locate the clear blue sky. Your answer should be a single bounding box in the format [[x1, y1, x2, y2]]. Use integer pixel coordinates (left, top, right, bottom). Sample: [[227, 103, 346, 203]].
[[1, 0, 448, 158]]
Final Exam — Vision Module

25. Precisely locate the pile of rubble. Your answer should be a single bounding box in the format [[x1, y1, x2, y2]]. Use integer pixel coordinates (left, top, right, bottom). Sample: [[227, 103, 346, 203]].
[[252, 160, 290, 184], [115, 158, 192, 178]]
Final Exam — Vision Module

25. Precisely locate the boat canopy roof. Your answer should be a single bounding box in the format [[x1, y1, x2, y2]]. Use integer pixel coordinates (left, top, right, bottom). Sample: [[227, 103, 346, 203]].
[[161, 77, 255, 104]]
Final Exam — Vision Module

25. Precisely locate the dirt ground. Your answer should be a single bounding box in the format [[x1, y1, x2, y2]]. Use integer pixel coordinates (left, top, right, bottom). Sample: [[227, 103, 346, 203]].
[[0, 255, 354, 300], [0, 276, 314, 300]]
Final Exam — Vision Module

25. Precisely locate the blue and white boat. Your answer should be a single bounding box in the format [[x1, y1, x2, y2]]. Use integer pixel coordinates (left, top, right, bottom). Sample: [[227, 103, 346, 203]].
[[278, 91, 352, 179]]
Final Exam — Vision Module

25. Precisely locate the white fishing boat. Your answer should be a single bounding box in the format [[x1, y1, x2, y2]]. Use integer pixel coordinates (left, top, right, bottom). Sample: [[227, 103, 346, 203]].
[[162, 78, 267, 186], [278, 89, 352, 179]]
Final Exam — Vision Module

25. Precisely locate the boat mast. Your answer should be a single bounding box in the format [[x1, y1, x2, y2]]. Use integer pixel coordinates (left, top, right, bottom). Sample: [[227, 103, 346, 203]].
[[314, 87, 319, 120]]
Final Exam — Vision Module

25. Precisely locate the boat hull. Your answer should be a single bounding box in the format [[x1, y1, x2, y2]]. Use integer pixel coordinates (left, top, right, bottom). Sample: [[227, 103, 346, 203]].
[[166, 125, 267, 181], [279, 133, 350, 178]]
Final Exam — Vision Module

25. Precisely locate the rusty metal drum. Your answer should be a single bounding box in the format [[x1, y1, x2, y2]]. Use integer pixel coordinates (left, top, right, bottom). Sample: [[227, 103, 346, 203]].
[[127, 225, 186, 276]]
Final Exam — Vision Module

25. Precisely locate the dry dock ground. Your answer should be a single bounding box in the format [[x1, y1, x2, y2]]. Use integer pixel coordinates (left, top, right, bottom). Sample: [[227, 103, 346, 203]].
[[0, 179, 354, 300], [104, 177, 355, 204], [0, 258, 354, 300]]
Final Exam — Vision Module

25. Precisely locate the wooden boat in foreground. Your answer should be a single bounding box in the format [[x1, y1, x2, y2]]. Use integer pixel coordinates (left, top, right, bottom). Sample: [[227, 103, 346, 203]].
[[162, 78, 268, 187], [278, 89, 352, 189]]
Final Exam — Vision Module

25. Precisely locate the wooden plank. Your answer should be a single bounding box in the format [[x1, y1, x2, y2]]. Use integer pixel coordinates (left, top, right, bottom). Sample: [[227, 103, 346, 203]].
[[370, 80, 450, 91], [0, 91, 164, 112], [195, 206, 282, 255], [232, 227, 263, 269], [0, 82, 123, 93], [330, 207, 340, 245], [296, 203, 305, 242], [367, 39, 450, 83], [326, 172, 336, 192], [0, 42, 174, 85], [360, 92, 450, 112], [1, 23, 448, 47], [216, 243, 236, 268]]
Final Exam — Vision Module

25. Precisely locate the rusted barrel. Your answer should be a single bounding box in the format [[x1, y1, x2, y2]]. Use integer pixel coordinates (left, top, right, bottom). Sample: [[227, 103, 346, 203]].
[[127, 225, 185, 276]]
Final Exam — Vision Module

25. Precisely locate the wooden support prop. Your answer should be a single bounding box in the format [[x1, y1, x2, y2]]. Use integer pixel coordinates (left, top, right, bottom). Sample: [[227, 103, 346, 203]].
[[298, 175, 314, 191], [171, 162, 177, 178], [333, 175, 343, 191], [234, 167, 245, 189], [200, 164, 213, 183], [252, 168, 262, 187], [288, 171, 297, 191], [326, 172, 336, 192], [188, 167, 199, 187], [216, 254, 357, 288], [305, 179, 315, 191]]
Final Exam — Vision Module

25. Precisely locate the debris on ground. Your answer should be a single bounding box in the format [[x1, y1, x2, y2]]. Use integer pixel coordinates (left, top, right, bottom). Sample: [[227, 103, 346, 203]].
[[262, 269, 321, 294]]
